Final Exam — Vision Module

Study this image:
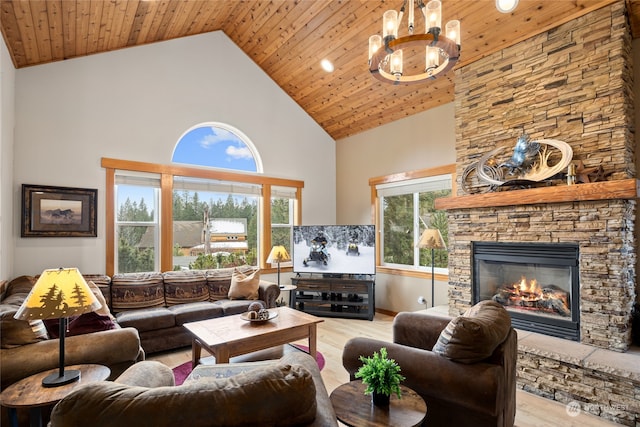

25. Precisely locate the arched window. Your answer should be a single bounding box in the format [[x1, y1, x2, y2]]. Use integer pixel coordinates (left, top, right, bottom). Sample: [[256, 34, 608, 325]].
[[105, 122, 300, 275], [172, 123, 262, 173]]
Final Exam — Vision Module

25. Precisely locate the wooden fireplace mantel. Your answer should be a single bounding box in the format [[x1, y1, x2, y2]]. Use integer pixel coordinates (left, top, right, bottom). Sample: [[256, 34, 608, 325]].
[[435, 178, 639, 210]]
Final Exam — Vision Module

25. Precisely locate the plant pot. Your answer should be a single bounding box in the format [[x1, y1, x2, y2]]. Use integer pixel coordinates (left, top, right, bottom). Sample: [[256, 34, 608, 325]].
[[372, 391, 390, 406]]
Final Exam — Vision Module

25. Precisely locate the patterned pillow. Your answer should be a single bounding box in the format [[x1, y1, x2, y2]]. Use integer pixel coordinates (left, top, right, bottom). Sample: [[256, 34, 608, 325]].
[[228, 268, 261, 300], [432, 300, 512, 363], [110, 272, 165, 312], [163, 271, 209, 306], [83, 280, 115, 320], [205, 268, 235, 302], [83, 274, 112, 309]]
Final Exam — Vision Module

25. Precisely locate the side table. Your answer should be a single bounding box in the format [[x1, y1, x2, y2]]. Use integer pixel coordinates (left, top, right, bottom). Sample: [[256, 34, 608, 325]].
[[278, 284, 297, 307], [330, 380, 427, 427], [0, 364, 111, 427]]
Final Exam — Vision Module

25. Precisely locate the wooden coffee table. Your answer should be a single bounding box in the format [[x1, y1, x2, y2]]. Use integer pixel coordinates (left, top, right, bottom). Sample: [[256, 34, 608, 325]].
[[183, 306, 323, 368], [330, 380, 427, 427], [0, 364, 111, 427]]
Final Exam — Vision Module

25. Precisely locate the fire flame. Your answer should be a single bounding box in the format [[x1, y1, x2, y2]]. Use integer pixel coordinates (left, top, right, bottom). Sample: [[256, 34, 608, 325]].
[[517, 276, 539, 299], [493, 275, 571, 317], [510, 276, 551, 303]]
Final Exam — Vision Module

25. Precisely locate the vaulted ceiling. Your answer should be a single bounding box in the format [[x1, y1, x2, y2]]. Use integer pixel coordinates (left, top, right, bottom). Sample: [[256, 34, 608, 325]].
[[1, 0, 638, 140]]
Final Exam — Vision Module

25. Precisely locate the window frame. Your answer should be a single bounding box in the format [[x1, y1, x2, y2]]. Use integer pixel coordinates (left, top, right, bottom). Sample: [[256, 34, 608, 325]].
[[114, 173, 161, 272], [369, 164, 456, 280], [269, 187, 297, 267], [102, 157, 303, 276]]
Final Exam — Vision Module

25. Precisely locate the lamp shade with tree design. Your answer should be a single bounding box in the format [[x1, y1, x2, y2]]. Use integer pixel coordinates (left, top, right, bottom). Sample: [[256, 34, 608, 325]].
[[14, 268, 101, 387]]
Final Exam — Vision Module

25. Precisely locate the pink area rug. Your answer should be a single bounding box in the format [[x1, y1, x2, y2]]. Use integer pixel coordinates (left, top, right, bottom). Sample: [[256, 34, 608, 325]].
[[172, 344, 325, 386]]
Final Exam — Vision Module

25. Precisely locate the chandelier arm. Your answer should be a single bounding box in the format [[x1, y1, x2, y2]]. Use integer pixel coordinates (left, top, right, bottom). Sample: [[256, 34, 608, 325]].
[[369, 33, 459, 85]]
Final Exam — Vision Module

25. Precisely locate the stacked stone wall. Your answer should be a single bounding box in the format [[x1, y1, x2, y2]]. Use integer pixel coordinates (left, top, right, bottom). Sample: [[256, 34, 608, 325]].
[[445, 2, 638, 424], [448, 1, 636, 352], [454, 2, 634, 185], [517, 348, 640, 426]]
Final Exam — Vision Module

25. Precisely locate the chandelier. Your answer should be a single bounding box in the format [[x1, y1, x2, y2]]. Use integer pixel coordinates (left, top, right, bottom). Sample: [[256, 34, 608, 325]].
[[368, 0, 460, 84]]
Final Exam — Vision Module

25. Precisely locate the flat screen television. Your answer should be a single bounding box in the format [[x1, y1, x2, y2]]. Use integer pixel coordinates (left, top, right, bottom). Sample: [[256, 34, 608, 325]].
[[292, 225, 376, 276]]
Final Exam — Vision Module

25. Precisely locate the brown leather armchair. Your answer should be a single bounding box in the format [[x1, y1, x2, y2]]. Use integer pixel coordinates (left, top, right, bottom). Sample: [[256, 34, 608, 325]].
[[342, 304, 517, 427]]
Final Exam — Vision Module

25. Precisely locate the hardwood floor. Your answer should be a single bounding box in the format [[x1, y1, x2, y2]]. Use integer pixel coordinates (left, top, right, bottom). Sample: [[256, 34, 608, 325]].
[[149, 313, 617, 427]]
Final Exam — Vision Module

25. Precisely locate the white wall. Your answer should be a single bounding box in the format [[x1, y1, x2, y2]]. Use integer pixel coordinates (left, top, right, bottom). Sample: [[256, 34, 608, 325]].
[[336, 103, 456, 313], [0, 38, 15, 281], [12, 31, 336, 276]]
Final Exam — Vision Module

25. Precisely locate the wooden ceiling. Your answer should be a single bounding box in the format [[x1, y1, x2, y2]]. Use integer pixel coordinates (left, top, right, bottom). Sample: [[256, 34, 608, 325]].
[[1, 0, 637, 140]]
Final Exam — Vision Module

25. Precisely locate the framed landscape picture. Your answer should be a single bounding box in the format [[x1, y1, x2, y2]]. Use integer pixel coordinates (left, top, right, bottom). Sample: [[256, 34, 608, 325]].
[[21, 184, 97, 237]]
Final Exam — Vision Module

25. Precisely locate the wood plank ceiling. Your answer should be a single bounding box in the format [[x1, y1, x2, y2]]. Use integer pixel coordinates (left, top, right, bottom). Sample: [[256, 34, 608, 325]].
[[1, 0, 637, 140]]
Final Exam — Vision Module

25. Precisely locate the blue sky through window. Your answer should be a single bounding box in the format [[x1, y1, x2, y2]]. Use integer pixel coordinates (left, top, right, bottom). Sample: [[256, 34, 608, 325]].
[[117, 123, 260, 215], [172, 125, 257, 172]]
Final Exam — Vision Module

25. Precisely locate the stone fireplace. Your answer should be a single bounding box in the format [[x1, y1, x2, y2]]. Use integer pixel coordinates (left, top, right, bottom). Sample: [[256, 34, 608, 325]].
[[472, 241, 580, 341], [441, 196, 636, 351], [433, 2, 639, 424], [438, 0, 636, 354]]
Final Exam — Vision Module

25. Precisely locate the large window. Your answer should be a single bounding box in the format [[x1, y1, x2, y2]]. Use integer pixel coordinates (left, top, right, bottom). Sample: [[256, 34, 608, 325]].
[[105, 161, 302, 275], [370, 165, 455, 277], [115, 173, 161, 273], [104, 123, 302, 275], [171, 177, 261, 270]]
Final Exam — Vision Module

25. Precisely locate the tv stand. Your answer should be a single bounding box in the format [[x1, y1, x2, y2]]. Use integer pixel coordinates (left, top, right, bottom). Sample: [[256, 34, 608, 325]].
[[291, 276, 375, 321]]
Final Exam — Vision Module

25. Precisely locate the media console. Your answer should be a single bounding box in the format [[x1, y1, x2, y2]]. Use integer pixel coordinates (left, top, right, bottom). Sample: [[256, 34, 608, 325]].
[[290, 276, 375, 321]]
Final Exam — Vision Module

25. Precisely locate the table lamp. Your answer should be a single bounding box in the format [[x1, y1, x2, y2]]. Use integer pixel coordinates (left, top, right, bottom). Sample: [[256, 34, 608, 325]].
[[417, 229, 447, 307], [266, 245, 291, 288], [14, 267, 101, 387]]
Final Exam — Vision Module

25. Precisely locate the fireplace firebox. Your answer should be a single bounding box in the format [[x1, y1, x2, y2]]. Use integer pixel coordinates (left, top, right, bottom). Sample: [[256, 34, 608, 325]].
[[472, 242, 580, 341]]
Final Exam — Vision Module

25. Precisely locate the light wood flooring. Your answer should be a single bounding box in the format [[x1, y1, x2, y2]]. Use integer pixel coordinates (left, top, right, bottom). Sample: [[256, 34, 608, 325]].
[[148, 313, 618, 427]]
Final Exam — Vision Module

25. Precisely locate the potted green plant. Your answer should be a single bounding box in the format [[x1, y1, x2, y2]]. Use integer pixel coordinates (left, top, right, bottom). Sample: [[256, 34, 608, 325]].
[[355, 347, 406, 406]]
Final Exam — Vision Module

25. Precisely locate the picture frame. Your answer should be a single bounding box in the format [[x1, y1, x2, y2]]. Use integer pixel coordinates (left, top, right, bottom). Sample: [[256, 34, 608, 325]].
[[21, 184, 97, 237]]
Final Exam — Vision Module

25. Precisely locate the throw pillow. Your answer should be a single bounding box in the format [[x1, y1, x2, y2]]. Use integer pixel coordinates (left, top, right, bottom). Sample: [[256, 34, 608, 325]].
[[5, 275, 36, 297], [110, 272, 165, 311], [228, 268, 261, 300], [206, 268, 235, 302], [45, 312, 117, 338], [43, 280, 117, 337], [0, 295, 49, 348], [86, 280, 115, 320], [163, 270, 209, 306], [432, 300, 512, 363]]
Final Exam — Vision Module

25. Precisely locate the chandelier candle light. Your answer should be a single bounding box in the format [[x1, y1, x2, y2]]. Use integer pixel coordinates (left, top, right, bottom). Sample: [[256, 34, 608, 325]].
[[267, 245, 291, 289], [368, 0, 460, 84], [14, 268, 100, 387]]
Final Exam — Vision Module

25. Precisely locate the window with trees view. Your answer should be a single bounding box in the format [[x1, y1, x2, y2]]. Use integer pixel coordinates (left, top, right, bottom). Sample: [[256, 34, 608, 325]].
[[104, 123, 301, 276], [171, 177, 260, 271], [370, 165, 454, 275], [270, 187, 296, 262], [116, 175, 160, 273]]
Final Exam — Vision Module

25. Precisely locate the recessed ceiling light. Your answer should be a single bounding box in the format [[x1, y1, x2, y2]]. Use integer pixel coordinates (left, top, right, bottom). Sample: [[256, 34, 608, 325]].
[[320, 59, 334, 73], [496, 0, 518, 13]]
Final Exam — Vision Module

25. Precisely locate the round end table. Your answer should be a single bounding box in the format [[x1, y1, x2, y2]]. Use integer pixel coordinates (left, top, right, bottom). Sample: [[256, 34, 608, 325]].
[[0, 364, 111, 427], [330, 380, 427, 427]]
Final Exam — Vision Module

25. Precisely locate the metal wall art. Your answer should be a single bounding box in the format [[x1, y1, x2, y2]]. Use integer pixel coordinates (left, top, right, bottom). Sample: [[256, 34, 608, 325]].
[[461, 134, 573, 194]]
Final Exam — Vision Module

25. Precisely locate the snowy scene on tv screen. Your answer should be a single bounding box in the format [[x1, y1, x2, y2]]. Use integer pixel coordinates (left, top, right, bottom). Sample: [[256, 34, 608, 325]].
[[292, 225, 375, 276]]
